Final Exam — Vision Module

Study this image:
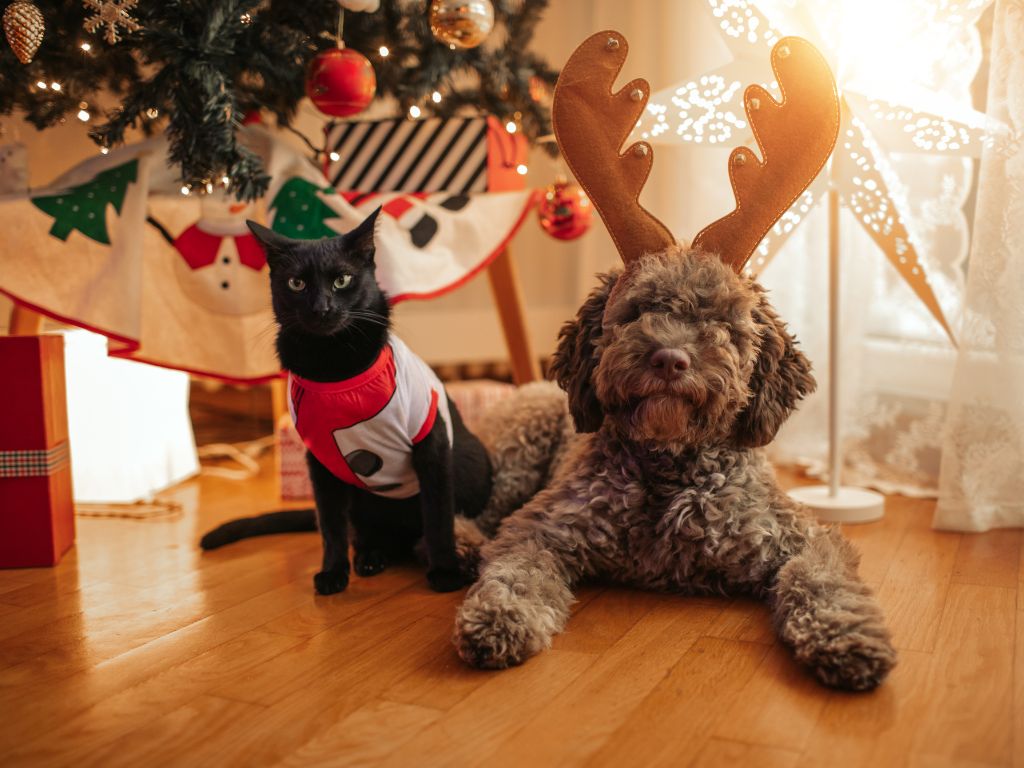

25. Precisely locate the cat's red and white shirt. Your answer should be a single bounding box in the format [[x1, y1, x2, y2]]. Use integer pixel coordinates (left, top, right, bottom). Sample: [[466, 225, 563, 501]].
[[287, 334, 452, 499]]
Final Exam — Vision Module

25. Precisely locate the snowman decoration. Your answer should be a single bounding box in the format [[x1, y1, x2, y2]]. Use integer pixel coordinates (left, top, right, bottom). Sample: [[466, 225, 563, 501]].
[[170, 192, 270, 316]]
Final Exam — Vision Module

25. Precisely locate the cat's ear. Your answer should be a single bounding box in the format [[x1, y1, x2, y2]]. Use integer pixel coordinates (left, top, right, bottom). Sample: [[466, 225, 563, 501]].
[[246, 220, 293, 268], [344, 206, 381, 263]]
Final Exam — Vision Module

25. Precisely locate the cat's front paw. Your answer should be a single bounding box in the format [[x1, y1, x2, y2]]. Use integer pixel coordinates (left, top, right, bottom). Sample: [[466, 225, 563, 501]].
[[314, 568, 349, 595], [354, 549, 388, 577], [427, 567, 470, 593]]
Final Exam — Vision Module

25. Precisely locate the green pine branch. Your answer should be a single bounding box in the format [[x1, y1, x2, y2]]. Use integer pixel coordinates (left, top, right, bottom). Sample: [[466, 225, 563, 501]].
[[0, 1, 558, 201]]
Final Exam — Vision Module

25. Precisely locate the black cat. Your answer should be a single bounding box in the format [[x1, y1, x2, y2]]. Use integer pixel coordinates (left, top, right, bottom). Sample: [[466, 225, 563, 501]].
[[201, 208, 491, 594]]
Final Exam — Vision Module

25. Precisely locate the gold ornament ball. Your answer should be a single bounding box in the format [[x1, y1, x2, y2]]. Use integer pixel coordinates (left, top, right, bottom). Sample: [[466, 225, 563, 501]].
[[3, 0, 45, 65], [429, 0, 494, 50]]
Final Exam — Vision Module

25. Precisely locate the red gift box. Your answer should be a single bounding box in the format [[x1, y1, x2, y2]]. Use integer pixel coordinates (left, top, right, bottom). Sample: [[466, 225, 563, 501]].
[[0, 335, 75, 568]]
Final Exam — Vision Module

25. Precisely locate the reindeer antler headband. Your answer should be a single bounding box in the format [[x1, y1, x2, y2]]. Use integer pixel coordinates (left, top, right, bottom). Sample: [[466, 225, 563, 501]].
[[552, 31, 840, 273]]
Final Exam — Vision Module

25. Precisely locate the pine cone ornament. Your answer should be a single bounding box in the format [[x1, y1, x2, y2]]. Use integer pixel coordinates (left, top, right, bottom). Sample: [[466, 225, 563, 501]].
[[3, 1, 44, 65]]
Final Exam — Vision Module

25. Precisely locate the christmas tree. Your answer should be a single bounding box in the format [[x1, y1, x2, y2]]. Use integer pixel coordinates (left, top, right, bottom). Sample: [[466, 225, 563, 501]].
[[268, 178, 339, 240], [0, 1, 557, 201], [30, 159, 137, 244]]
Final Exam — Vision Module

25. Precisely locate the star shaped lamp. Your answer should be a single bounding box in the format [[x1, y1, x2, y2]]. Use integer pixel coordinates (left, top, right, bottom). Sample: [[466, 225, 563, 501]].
[[634, 0, 1002, 344]]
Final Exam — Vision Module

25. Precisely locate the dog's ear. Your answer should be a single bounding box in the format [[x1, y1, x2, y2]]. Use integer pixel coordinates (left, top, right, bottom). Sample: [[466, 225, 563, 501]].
[[549, 271, 618, 433], [733, 288, 816, 448]]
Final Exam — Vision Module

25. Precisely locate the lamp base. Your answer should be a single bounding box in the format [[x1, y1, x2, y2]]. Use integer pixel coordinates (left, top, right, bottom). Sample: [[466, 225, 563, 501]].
[[788, 485, 885, 524]]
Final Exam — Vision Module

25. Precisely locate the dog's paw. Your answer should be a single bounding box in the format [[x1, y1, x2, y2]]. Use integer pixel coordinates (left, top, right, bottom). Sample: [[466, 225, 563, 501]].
[[427, 567, 470, 593], [806, 630, 898, 692], [313, 569, 349, 595], [453, 585, 548, 669], [354, 549, 388, 577]]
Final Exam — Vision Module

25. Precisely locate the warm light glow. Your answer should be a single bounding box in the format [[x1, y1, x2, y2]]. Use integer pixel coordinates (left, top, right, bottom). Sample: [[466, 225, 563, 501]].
[[100, 146, 109, 155], [379, 46, 389, 57], [77, 109, 90, 122], [36, 81, 47, 89], [222, 175, 231, 186], [180, 185, 190, 196], [329, 151, 340, 161], [408, 105, 421, 119], [206, 182, 214, 194], [516, 164, 528, 175], [431, 91, 442, 104], [505, 120, 517, 134], [80, 42, 91, 52], [146, 107, 159, 119], [50, 82, 61, 91]]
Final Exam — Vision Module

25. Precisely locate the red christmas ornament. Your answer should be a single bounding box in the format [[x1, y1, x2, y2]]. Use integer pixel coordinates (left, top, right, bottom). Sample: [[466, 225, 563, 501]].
[[537, 180, 592, 241], [306, 47, 376, 118]]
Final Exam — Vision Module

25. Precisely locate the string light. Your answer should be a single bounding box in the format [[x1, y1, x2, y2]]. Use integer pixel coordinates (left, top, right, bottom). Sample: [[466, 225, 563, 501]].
[[180, 185, 191, 196], [146, 107, 159, 119], [36, 81, 47, 90], [431, 91, 442, 104], [100, 146, 109, 155], [240, 12, 252, 24], [77, 102, 90, 122], [408, 105, 421, 119], [329, 151, 340, 161], [221, 175, 230, 185], [505, 120, 517, 134], [516, 163, 528, 175], [80, 42, 91, 52], [379, 45, 389, 57], [50, 82, 61, 92]]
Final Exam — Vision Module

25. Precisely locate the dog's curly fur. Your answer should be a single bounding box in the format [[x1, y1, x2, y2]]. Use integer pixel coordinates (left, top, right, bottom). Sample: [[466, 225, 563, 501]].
[[454, 248, 897, 691]]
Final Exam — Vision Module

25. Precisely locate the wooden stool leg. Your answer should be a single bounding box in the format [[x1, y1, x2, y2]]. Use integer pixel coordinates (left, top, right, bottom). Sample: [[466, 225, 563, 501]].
[[486, 247, 540, 385], [9, 304, 44, 336]]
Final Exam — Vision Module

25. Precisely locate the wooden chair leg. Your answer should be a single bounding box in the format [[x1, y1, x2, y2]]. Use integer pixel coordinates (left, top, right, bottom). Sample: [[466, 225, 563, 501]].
[[9, 304, 44, 336], [486, 247, 540, 385]]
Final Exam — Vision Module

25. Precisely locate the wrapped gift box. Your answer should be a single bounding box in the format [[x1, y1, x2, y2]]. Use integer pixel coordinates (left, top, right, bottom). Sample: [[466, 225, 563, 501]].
[[0, 335, 75, 567], [277, 379, 515, 501]]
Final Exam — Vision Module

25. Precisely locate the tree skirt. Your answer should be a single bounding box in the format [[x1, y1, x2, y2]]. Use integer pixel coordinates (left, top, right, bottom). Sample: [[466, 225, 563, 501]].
[[0, 126, 533, 383]]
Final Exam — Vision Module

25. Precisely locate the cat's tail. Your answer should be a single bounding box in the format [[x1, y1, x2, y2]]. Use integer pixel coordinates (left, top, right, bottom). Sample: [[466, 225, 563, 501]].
[[199, 509, 317, 550]]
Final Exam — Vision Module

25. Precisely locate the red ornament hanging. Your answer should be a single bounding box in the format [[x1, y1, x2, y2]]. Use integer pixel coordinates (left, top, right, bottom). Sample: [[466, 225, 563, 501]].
[[537, 179, 592, 241], [306, 46, 376, 118]]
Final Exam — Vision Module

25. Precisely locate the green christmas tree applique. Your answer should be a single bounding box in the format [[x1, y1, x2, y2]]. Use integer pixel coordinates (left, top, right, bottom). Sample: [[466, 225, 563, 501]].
[[31, 160, 138, 246], [269, 178, 340, 240]]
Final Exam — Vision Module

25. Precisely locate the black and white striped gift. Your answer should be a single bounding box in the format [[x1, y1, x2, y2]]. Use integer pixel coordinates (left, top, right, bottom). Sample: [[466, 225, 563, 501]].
[[324, 116, 492, 194]]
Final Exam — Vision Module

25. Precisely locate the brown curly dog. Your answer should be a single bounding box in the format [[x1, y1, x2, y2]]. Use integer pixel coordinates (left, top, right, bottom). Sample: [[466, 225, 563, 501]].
[[453, 248, 897, 691]]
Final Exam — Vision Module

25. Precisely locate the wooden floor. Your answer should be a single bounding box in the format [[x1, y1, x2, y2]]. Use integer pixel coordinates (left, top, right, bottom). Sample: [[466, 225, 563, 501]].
[[1, 460, 1021, 768]]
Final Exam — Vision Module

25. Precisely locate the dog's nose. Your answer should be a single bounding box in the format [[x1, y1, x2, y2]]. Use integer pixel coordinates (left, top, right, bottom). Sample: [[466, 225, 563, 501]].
[[649, 347, 691, 379]]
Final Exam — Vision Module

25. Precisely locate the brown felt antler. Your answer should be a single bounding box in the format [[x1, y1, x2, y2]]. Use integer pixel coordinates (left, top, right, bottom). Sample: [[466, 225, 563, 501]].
[[552, 30, 676, 265], [692, 36, 840, 272]]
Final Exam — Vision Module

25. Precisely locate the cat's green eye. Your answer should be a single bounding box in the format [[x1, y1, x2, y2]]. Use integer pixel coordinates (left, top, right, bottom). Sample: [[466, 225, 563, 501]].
[[333, 274, 353, 291], [287, 277, 305, 292]]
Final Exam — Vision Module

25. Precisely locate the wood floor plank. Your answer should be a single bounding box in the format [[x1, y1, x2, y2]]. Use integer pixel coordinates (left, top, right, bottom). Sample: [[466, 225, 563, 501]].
[[705, 596, 774, 645], [551, 588, 664, 654], [0, 578, 311, 744], [798, 649, 934, 768], [1015, 592, 1023, 768], [587, 637, 769, 767], [874, 524, 960, 652], [376, 649, 598, 768], [274, 699, 443, 768], [481, 598, 723, 767], [185, 616, 465, 766], [712, 644, 828, 752], [911, 584, 1016, 767], [3, 629, 301, 766], [213, 588, 462, 707], [76, 694, 268, 768], [952, 529, 1022, 589], [692, 738, 799, 768]]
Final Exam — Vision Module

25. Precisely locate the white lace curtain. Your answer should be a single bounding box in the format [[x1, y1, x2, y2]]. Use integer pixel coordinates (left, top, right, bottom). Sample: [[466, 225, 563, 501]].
[[935, 0, 1024, 531]]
